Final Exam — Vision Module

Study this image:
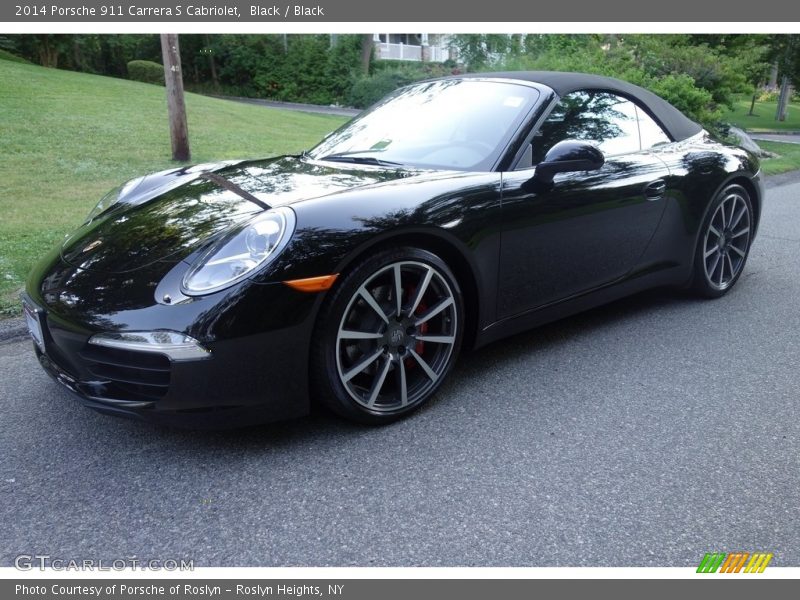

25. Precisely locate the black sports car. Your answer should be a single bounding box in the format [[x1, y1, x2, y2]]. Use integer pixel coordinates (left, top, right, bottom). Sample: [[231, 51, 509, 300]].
[[23, 71, 762, 427]]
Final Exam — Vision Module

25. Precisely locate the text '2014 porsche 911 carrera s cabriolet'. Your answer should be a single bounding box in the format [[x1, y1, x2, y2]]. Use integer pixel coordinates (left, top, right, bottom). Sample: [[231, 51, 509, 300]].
[[23, 71, 763, 427]]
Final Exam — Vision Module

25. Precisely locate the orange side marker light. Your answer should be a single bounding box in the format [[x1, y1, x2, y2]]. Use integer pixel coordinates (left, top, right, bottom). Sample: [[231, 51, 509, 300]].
[[283, 274, 339, 293]]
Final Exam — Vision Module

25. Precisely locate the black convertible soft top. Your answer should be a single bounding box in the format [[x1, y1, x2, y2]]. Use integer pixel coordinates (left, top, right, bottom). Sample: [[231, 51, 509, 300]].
[[462, 71, 703, 142]]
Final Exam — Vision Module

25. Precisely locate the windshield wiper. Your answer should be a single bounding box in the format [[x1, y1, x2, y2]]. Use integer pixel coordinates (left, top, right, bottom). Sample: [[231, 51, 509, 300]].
[[318, 153, 404, 167]]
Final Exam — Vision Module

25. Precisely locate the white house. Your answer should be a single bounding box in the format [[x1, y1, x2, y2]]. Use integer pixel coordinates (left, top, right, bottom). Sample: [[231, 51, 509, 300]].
[[372, 34, 454, 62]]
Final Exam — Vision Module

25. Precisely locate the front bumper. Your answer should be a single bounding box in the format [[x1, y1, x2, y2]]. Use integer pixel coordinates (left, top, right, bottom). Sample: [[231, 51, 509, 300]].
[[22, 273, 320, 427]]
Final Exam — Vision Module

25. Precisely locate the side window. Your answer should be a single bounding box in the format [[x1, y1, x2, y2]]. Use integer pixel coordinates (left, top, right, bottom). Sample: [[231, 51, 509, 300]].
[[636, 106, 672, 149], [530, 91, 641, 164]]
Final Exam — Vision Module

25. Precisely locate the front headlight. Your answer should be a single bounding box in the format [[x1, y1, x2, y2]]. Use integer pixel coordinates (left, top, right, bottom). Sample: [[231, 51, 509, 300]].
[[182, 206, 295, 295], [85, 177, 144, 223]]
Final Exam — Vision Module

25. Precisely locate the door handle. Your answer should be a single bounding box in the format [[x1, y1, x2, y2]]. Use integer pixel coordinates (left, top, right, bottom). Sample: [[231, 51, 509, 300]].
[[644, 179, 666, 200]]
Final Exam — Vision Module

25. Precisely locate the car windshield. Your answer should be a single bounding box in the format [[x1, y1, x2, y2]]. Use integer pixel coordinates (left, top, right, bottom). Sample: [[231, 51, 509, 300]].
[[308, 79, 540, 171]]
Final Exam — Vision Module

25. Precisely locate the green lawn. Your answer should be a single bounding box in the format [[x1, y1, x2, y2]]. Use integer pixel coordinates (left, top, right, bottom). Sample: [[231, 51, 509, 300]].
[[758, 140, 800, 175], [0, 60, 347, 317], [723, 96, 800, 132]]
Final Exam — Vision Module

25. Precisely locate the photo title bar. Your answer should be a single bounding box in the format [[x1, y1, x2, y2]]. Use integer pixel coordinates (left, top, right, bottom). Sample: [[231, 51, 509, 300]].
[[4, 0, 800, 22]]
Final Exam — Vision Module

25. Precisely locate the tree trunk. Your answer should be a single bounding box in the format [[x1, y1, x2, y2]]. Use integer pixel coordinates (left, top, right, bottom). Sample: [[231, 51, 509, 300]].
[[204, 34, 218, 89], [360, 34, 372, 75], [38, 36, 59, 68], [749, 90, 758, 116], [776, 75, 790, 122], [72, 37, 82, 71], [160, 34, 191, 162], [768, 62, 779, 89]]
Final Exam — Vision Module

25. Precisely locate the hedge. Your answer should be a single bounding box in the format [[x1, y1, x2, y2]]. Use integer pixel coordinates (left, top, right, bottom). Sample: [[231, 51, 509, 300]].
[[127, 60, 164, 86]]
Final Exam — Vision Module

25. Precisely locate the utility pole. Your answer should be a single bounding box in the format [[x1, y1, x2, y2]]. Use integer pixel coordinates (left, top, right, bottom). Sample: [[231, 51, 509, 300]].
[[160, 33, 191, 161]]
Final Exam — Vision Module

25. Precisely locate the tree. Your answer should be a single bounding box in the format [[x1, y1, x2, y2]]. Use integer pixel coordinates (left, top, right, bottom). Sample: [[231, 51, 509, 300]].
[[360, 34, 372, 75], [160, 34, 190, 162], [767, 35, 800, 121], [449, 34, 515, 70]]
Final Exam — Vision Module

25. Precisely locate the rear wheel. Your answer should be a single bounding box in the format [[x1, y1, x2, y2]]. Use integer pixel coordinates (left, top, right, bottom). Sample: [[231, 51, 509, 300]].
[[692, 184, 753, 298], [312, 247, 463, 424]]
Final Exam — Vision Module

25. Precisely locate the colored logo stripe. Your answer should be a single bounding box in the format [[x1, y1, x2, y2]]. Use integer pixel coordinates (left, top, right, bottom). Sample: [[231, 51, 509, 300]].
[[744, 553, 773, 573], [720, 552, 749, 573], [697, 553, 726, 573], [697, 552, 773, 573]]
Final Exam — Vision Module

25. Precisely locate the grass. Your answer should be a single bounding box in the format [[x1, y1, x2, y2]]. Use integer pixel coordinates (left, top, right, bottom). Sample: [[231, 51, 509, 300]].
[[758, 140, 800, 175], [0, 49, 31, 64], [0, 60, 347, 317], [723, 95, 800, 132]]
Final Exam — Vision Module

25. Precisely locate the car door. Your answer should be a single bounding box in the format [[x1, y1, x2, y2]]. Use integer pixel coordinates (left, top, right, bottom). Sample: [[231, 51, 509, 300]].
[[497, 91, 672, 319]]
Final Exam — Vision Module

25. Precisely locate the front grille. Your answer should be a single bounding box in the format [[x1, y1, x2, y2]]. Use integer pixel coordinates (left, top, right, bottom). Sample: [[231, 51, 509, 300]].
[[78, 345, 171, 402]]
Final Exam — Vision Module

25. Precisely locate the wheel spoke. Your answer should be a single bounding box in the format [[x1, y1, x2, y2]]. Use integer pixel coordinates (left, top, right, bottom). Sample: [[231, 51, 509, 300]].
[[366, 356, 392, 407], [358, 286, 390, 324], [732, 226, 750, 239], [707, 252, 721, 279], [718, 255, 726, 285], [722, 196, 736, 227], [709, 224, 722, 238], [730, 204, 746, 230], [393, 263, 403, 318], [704, 246, 719, 259], [408, 348, 438, 382], [342, 347, 384, 383], [719, 202, 728, 228], [396, 358, 408, 407], [415, 334, 455, 345], [408, 267, 433, 316], [338, 330, 383, 340], [414, 296, 454, 326], [725, 254, 735, 281], [730, 245, 746, 258]]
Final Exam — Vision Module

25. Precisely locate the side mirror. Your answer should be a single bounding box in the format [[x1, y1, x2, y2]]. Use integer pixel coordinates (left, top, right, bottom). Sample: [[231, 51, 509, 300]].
[[534, 140, 605, 184]]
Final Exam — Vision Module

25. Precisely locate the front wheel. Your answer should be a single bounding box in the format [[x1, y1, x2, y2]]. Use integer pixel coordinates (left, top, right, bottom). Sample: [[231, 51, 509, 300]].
[[692, 184, 754, 298], [312, 247, 464, 424]]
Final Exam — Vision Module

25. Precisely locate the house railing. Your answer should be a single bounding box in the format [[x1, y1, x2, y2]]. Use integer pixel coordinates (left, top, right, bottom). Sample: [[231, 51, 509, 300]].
[[375, 42, 452, 62], [376, 42, 422, 61]]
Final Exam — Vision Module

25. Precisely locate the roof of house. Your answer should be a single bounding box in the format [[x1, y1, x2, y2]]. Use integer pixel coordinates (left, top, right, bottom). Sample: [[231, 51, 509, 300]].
[[460, 71, 703, 142]]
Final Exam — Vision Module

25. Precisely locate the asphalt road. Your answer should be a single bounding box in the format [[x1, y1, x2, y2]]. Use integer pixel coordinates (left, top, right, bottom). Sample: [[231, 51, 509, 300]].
[[751, 133, 800, 145], [213, 95, 360, 118], [1, 179, 799, 568]]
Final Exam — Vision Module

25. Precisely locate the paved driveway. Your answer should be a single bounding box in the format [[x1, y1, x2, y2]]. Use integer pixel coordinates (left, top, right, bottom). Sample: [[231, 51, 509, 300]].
[[1, 179, 799, 567], [751, 133, 800, 144]]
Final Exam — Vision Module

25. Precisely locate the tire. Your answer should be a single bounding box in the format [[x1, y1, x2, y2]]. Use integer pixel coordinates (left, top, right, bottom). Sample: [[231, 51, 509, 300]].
[[691, 184, 754, 299], [311, 247, 464, 424]]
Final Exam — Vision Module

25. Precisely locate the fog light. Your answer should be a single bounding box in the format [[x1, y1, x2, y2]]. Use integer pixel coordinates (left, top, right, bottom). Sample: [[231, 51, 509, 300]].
[[88, 331, 211, 361]]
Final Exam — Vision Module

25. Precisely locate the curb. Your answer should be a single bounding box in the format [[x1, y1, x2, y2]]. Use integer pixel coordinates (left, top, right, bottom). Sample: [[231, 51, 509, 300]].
[[746, 130, 800, 136], [0, 317, 27, 343], [765, 169, 800, 189]]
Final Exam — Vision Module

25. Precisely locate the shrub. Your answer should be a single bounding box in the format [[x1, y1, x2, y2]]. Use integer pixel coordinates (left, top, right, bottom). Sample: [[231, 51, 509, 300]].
[[346, 62, 457, 108], [758, 89, 780, 102], [347, 70, 416, 108], [127, 59, 164, 85], [0, 48, 31, 63]]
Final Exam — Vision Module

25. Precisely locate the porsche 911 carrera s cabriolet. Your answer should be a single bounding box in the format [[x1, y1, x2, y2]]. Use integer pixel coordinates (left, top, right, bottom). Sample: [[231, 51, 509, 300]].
[[23, 71, 762, 426]]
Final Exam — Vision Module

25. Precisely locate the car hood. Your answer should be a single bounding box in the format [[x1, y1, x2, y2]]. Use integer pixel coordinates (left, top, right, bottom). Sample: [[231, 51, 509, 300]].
[[60, 156, 427, 274]]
